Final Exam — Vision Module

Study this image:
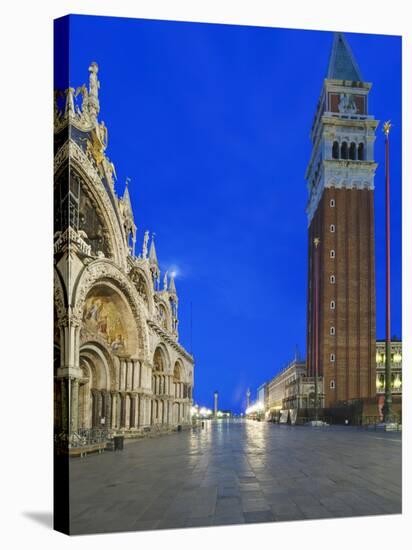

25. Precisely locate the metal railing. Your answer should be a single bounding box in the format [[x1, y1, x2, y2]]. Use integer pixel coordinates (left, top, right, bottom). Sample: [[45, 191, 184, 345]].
[[54, 428, 112, 449], [357, 416, 402, 431]]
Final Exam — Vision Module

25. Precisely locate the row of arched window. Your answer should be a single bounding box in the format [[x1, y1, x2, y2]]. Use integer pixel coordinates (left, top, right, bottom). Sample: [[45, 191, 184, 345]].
[[332, 141, 365, 161]]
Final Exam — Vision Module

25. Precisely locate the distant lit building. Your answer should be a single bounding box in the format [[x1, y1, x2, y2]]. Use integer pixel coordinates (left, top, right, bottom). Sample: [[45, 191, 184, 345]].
[[376, 339, 402, 395], [257, 383, 268, 409], [266, 358, 306, 419]]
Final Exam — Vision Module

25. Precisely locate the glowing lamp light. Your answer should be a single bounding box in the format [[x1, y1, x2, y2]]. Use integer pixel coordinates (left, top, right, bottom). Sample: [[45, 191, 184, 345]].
[[393, 353, 402, 363], [245, 401, 265, 415]]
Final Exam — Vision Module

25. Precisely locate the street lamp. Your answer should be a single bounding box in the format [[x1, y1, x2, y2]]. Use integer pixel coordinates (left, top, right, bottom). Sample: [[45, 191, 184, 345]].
[[382, 121, 393, 423]]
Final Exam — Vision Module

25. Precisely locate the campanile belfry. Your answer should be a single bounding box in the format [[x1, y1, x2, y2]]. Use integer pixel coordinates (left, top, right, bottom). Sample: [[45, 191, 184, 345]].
[[306, 33, 378, 408]]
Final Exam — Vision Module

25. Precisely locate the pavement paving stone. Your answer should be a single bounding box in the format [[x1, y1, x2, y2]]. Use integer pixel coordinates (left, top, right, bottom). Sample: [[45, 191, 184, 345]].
[[69, 421, 401, 534]]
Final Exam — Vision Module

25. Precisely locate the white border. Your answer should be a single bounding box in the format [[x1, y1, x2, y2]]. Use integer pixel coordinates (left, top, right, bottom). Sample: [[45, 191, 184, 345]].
[[0, 1, 409, 549]]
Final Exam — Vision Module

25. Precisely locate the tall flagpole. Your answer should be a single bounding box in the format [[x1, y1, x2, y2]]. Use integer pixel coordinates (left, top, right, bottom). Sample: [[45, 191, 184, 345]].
[[313, 237, 320, 422], [382, 121, 393, 423]]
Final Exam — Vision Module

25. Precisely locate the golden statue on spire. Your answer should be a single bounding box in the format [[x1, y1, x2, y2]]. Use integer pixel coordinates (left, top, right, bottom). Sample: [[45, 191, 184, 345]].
[[383, 120, 392, 136]]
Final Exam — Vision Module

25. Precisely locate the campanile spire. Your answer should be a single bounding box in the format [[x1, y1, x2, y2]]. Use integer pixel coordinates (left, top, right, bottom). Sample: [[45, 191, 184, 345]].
[[327, 32, 363, 81]]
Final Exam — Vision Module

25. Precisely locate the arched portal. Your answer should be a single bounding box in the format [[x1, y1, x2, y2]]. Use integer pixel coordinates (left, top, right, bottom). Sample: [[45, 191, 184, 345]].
[[77, 280, 142, 432], [78, 343, 114, 429], [151, 347, 170, 425]]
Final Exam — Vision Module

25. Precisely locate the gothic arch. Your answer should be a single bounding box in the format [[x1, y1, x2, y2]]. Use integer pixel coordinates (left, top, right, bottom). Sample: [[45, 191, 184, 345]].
[[68, 141, 129, 268], [54, 267, 68, 323], [153, 344, 172, 374], [129, 265, 154, 315], [72, 259, 150, 360], [79, 341, 115, 390], [155, 297, 173, 332], [173, 359, 183, 382]]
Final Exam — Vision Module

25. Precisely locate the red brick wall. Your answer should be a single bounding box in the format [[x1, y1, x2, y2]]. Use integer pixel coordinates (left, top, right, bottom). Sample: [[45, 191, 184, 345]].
[[307, 188, 376, 407]]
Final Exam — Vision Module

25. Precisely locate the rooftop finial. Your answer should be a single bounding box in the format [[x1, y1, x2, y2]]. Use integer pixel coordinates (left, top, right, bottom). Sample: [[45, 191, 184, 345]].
[[149, 233, 158, 266], [88, 61, 100, 118], [169, 272, 177, 295], [142, 230, 149, 259]]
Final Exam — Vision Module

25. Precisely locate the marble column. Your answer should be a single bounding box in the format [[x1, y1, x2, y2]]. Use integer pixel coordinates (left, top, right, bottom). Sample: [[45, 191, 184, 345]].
[[120, 393, 127, 428], [125, 394, 131, 428], [104, 390, 112, 429], [111, 392, 117, 429], [138, 395, 144, 427], [126, 360, 133, 391], [129, 393, 137, 428], [91, 389, 97, 427], [116, 392, 122, 428], [97, 391, 103, 426], [120, 360, 127, 391], [70, 378, 79, 433], [60, 378, 68, 433]]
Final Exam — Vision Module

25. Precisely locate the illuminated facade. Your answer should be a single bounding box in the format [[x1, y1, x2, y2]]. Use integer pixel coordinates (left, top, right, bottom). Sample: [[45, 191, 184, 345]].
[[265, 358, 307, 418], [376, 340, 402, 395], [54, 63, 194, 441]]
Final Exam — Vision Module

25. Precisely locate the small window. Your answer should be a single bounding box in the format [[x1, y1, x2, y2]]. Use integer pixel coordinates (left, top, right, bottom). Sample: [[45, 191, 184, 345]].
[[341, 142, 348, 160], [330, 353, 335, 362], [332, 141, 339, 159], [330, 326, 335, 335], [330, 380, 336, 389], [330, 224, 335, 233], [330, 199, 335, 208], [330, 300, 336, 310], [330, 249, 335, 259], [330, 275, 336, 284]]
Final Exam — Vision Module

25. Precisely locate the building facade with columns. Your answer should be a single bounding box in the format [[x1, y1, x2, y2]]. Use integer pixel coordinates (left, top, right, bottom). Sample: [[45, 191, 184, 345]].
[[376, 339, 402, 395], [54, 62, 194, 439]]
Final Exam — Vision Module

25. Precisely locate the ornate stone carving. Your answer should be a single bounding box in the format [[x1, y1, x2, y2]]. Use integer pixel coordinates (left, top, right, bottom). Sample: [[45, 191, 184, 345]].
[[54, 269, 67, 321], [338, 93, 357, 114], [129, 268, 150, 308], [72, 259, 150, 359], [69, 140, 128, 268]]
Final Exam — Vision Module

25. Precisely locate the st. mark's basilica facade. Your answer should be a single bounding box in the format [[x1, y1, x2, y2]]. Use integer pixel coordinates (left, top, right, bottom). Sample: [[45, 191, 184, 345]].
[[54, 62, 194, 442]]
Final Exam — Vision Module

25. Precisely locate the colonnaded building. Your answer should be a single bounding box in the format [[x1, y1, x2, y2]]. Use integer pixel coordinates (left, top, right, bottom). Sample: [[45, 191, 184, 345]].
[[53, 62, 194, 439]]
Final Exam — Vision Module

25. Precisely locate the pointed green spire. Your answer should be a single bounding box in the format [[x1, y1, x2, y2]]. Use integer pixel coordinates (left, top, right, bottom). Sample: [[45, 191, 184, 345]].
[[327, 33, 363, 81]]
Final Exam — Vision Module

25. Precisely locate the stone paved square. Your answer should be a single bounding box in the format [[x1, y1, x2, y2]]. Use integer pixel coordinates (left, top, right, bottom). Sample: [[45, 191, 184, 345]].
[[69, 420, 401, 535]]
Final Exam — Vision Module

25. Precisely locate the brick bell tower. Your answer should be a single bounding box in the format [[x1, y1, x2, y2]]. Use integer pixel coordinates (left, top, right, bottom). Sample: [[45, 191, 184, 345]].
[[306, 33, 379, 408]]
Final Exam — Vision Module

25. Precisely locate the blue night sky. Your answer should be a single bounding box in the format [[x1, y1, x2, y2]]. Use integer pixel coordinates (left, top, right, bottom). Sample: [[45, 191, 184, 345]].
[[55, 15, 402, 413]]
